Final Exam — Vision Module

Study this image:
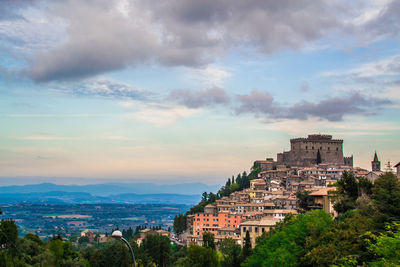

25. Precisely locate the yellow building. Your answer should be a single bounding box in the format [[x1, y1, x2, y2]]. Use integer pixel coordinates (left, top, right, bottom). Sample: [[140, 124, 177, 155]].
[[239, 218, 280, 248]]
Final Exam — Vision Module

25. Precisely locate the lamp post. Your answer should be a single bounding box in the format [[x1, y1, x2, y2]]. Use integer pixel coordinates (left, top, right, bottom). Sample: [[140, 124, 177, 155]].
[[112, 230, 136, 267]]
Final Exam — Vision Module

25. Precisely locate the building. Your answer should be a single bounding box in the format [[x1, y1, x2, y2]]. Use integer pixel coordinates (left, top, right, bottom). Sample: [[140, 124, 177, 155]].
[[250, 179, 266, 190], [263, 209, 298, 220], [97, 234, 108, 243], [80, 229, 95, 242], [139, 228, 157, 239], [395, 162, 400, 178], [309, 187, 336, 216], [276, 134, 352, 167], [192, 212, 241, 237], [366, 171, 383, 183], [372, 152, 381, 171], [239, 218, 280, 248]]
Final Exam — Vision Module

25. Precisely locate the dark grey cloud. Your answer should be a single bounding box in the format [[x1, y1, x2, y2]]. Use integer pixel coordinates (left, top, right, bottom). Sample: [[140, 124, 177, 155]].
[[15, 0, 400, 82], [170, 87, 230, 108], [235, 90, 391, 121], [235, 89, 275, 115], [26, 0, 346, 82]]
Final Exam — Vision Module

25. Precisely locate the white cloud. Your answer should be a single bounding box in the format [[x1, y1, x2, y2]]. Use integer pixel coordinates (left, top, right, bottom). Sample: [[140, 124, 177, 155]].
[[260, 116, 400, 136], [125, 102, 199, 126], [184, 65, 231, 87]]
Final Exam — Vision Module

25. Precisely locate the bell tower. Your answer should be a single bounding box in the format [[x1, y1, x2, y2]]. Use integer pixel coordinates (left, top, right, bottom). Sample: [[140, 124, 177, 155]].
[[372, 151, 381, 172]]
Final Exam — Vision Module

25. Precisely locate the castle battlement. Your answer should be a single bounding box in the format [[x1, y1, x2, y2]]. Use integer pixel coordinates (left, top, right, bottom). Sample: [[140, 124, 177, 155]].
[[274, 134, 351, 167], [290, 134, 342, 143]]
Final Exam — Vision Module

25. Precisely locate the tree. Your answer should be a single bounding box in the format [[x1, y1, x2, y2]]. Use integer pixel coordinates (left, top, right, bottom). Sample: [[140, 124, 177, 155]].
[[230, 183, 240, 192], [174, 214, 187, 235], [142, 234, 171, 267], [78, 236, 90, 244], [316, 149, 322, 164], [201, 192, 208, 202], [202, 232, 215, 250], [296, 190, 314, 213], [332, 171, 359, 214], [208, 192, 217, 203], [303, 212, 373, 266], [219, 238, 241, 267], [90, 241, 132, 267], [358, 176, 373, 197], [0, 219, 18, 253], [243, 210, 333, 267], [366, 221, 400, 266], [49, 239, 65, 267], [186, 244, 220, 267], [372, 172, 400, 228], [242, 230, 252, 260], [236, 174, 242, 189]]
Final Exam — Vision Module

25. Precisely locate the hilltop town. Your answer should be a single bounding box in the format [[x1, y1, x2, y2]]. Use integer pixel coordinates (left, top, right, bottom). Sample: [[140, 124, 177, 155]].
[[173, 134, 400, 248]]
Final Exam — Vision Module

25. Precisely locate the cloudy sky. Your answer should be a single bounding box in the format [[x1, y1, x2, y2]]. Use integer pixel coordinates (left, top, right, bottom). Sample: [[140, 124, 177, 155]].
[[1, 0, 399, 184]]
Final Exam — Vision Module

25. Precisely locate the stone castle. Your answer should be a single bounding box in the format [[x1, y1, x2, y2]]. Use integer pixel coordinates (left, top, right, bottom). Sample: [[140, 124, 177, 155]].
[[275, 134, 353, 167]]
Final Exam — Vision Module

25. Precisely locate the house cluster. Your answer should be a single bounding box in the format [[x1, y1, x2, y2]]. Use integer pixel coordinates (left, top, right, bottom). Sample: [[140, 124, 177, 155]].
[[136, 228, 172, 246], [182, 134, 398, 248], [184, 165, 340, 248], [79, 229, 108, 243]]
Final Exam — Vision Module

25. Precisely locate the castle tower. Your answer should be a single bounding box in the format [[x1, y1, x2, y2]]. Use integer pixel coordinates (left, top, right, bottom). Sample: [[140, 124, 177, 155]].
[[372, 151, 381, 172]]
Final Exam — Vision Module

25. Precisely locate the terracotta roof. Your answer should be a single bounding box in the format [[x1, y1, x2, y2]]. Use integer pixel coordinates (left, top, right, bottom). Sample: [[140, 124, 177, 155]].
[[309, 187, 336, 196], [240, 217, 280, 226], [263, 209, 298, 214]]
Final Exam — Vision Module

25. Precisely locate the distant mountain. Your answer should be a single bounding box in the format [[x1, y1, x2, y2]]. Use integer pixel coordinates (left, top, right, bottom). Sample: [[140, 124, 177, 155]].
[[0, 182, 220, 196], [0, 191, 201, 205]]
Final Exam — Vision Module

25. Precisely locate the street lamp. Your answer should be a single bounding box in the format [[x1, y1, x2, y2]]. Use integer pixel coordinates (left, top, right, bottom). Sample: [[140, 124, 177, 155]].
[[112, 230, 136, 267]]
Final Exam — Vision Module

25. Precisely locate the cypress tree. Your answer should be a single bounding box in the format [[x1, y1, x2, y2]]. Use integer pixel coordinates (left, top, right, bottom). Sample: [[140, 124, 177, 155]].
[[317, 149, 322, 165], [242, 230, 252, 259]]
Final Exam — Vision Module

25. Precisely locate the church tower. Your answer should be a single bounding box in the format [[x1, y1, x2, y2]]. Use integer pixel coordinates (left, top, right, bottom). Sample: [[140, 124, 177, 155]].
[[372, 151, 381, 171]]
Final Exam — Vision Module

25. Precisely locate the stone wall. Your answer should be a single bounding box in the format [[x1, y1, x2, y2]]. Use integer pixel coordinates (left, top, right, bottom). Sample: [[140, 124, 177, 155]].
[[277, 134, 345, 167]]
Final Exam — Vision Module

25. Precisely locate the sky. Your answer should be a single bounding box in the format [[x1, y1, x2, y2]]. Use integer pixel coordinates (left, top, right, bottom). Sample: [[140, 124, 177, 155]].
[[0, 0, 399, 185]]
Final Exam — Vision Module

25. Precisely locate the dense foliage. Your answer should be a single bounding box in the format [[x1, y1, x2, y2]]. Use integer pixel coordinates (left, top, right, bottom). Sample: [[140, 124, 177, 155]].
[[243, 172, 400, 267]]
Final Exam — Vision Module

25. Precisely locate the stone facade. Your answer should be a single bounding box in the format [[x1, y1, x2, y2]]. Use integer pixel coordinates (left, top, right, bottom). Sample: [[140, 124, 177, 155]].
[[372, 152, 381, 171], [276, 134, 350, 167]]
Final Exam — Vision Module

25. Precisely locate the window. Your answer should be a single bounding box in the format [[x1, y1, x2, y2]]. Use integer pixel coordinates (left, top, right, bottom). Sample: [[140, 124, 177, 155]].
[[243, 227, 246, 232], [312, 146, 314, 150], [255, 227, 258, 233]]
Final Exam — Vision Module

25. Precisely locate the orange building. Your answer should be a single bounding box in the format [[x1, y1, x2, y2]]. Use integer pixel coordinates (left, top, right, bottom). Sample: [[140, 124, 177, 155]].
[[193, 212, 241, 237]]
